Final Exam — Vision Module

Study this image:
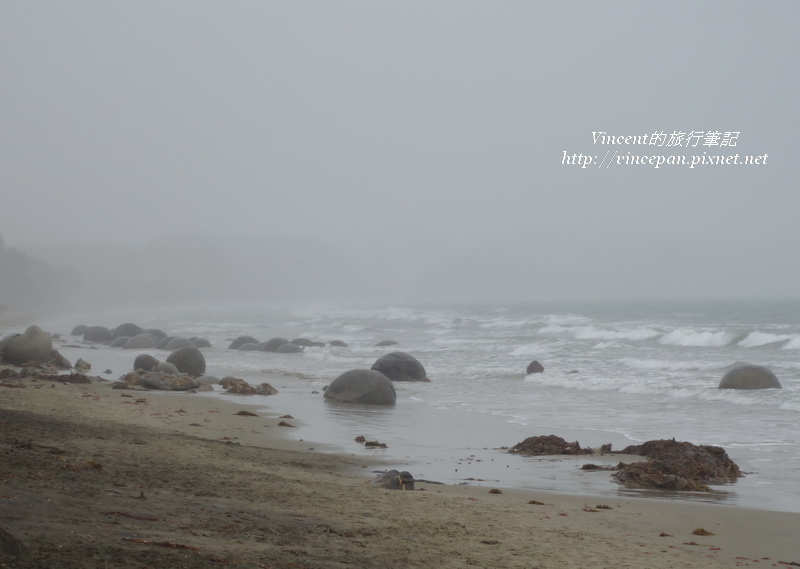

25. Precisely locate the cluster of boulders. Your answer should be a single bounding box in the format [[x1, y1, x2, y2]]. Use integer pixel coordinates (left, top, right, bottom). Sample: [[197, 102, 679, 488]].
[[71, 322, 212, 351], [323, 351, 429, 406], [228, 335, 338, 352], [507, 434, 742, 493]]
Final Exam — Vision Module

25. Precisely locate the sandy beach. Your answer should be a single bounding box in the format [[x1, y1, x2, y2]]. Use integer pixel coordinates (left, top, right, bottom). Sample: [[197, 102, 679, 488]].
[[1, 369, 797, 569]]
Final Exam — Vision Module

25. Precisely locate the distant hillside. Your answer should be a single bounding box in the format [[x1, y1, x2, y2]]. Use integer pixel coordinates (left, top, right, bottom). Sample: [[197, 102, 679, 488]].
[[0, 235, 67, 316]]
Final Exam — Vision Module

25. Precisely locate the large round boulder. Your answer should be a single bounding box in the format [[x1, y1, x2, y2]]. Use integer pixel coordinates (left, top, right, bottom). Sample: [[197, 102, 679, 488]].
[[526, 360, 545, 374], [70, 324, 88, 336], [133, 353, 160, 372], [238, 342, 262, 351], [2, 325, 53, 365], [190, 337, 212, 348], [371, 351, 429, 382], [323, 369, 396, 405], [165, 337, 194, 350], [113, 323, 144, 339], [229, 335, 259, 350], [125, 334, 159, 350], [276, 342, 303, 354], [83, 326, 113, 343], [144, 328, 168, 340], [261, 337, 290, 352], [166, 346, 206, 377], [719, 364, 782, 390], [110, 336, 130, 348]]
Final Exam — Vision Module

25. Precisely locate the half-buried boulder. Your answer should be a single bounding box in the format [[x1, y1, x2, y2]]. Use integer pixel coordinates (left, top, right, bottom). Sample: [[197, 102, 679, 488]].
[[2, 325, 53, 365], [113, 323, 144, 339], [371, 351, 429, 382], [133, 354, 160, 372], [165, 337, 194, 350], [719, 364, 781, 390], [229, 335, 259, 350], [83, 326, 113, 343], [125, 334, 159, 350], [526, 360, 545, 374], [261, 337, 290, 352], [276, 342, 303, 353], [190, 337, 212, 348], [323, 369, 396, 405], [166, 346, 206, 377]]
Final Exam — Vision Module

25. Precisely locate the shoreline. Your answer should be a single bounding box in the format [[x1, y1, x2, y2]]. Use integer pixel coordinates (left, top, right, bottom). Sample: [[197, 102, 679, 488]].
[[1, 373, 798, 567]]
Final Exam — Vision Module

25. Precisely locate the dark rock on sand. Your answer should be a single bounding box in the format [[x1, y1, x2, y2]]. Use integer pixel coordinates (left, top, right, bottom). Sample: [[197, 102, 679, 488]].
[[74, 358, 91, 372], [2, 325, 53, 365], [323, 369, 396, 405], [276, 342, 303, 353], [110, 336, 130, 348], [113, 323, 144, 339], [166, 346, 206, 377], [371, 351, 429, 382], [220, 377, 279, 395], [613, 439, 742, 491], [125, 334, 159, 350], [190, 337, 212, 348], [719, 364, 782, 390], [526, 360, 545, 374], [50, 349, 72, 369], [83, 326, 113, 343], [509, 435, 593, 456], [142, 372, 199, 391], [374, 470, 415, 490], [261, 337, 290, 352], [133, 354, 160, 372], [229, 335, 259, 350]]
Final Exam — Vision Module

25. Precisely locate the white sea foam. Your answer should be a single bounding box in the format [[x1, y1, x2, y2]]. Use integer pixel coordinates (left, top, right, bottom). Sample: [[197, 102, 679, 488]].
[[738, 331, 793, 348], [783, 337, 800, 350], [573, 326, 661, 341], [658, 328, 736, 347]]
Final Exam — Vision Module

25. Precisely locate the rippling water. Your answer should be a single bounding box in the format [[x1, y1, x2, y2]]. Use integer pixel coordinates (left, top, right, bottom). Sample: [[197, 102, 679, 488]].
[[34, 299, 800, 512]]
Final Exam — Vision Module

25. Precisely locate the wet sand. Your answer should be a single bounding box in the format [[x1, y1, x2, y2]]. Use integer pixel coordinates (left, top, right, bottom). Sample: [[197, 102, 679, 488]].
[[1, 370, 798, 568]]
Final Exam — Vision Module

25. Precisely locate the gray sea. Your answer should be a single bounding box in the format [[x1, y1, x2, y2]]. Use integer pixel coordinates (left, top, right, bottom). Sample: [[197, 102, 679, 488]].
[[32, 299, 800, 513]]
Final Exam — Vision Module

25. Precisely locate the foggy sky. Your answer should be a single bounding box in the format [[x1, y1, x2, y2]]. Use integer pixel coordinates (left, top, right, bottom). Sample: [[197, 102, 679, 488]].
[[1, 2, 797, 305]]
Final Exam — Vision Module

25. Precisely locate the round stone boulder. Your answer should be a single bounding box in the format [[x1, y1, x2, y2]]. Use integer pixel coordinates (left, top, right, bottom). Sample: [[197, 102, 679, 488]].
[[291, 337, 314, 347], [70, 324, 88, 336], [133, 354, 160, 372], [371, 351, 429, 382], [719, 364, 782, 390], [238, 342, 262, 351], [261, 337, 290, 352], [376, 340, 399, 347], [276, 342, 303, 354], [156, 361, 180, 375], [526, 360, 545, 374], [323, 369, 396, 405], [190, 337, 212, 348], [329, 340, 348, 348], [113, 323, 144, 339], [229, 335, 259, 350], [125, 334, 159, 350], [166, 346, 206, 377], [2, 325, 53, 365], [165, 337, 194, 350], [110, 336, 130, 348], [144, 328, 168, 340], [83, 326, 113, 343]]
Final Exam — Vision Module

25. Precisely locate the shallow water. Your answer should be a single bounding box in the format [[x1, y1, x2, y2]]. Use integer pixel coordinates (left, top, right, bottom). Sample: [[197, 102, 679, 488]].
[[27, 299, 800, 512]]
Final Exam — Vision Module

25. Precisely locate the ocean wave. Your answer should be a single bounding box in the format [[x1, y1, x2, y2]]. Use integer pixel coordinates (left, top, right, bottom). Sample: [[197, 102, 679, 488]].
[[574, 326, 661, 342], [783, 337, 800, 350], [658, 329, 737, 347], [738, 332, 793, 348]]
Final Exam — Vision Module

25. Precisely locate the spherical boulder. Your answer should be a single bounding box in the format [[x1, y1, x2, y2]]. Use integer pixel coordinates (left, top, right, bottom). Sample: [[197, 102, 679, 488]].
[[133, 354, 160, 372], [143, 328, 167, 340], [329, 340, 348, 348], [166, 346, 206, 377], [324, 369, 396, 405], [229, 335, 259, 350], [190, 337, 212, 348], [261, 337, 290, 352], [291, 337, 314, 347], [719, 364, 782, 390], [238, 342, 262, 351], [125, 334, 159, 350], [165, 337, 194, 350], [156, 361, 180, 375], [83, 326, 113, 343], [70, 324, 88, 336], [371, 351, 429, 382], [113, 323, 144, 339], [376, 340, 399, 347], [157, 336, 175, 349], [2, 325, 53, 365], [110, 336, 130, 348], [276, 342, 303, 353], [526, 360, 545, 374]]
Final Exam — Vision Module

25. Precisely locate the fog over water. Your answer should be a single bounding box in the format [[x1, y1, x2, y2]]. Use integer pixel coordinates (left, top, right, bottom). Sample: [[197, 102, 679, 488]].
[[1, 2, 797, 307]]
